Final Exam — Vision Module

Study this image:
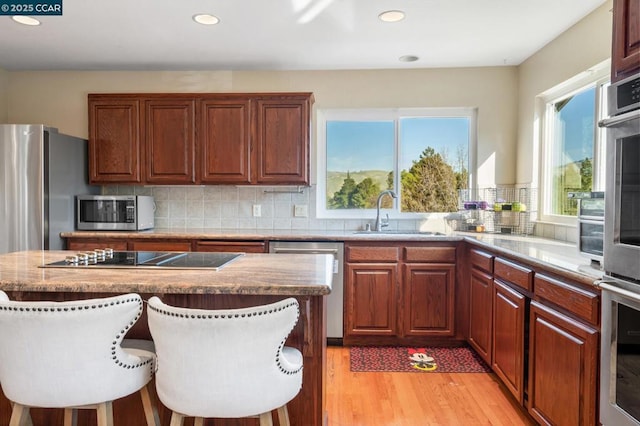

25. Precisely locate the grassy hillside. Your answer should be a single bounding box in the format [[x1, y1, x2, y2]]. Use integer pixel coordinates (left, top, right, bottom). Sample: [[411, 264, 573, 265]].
[[326, 170, 391, 200]]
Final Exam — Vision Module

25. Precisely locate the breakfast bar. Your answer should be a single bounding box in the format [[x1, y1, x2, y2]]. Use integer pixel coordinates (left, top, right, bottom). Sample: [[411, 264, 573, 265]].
[[0, 250, 334, 426]]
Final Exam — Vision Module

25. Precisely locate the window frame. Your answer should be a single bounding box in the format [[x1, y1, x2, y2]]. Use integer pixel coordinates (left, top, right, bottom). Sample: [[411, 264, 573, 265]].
[[316, 107, 477, 219], [537, 62, 609, 225]]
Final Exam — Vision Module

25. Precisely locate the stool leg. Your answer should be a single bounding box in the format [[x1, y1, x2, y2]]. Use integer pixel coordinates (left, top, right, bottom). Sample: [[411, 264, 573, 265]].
[[140, 384, 159, 426], [194, 418, 205, 426], [9, 403, 29, 426], [258, 412, 273, 426], [96, 401, 114, 426], [63, 408, 78, 426], [169, 412, 185, 426], [276, 405, 291, 426]]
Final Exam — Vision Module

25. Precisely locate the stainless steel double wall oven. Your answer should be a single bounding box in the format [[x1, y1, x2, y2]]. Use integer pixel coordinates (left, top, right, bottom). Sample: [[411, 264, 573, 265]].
[[599, 72, 640, 426]]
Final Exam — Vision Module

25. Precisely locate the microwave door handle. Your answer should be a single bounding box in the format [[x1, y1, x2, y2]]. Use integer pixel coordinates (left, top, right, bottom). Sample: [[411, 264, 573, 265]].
[[596, 281, 640, 303]]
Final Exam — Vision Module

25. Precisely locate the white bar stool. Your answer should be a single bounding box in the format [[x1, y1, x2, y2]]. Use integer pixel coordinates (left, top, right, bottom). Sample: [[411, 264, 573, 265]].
[[0, 291, 158, 426], [147, 297, 303, 426]]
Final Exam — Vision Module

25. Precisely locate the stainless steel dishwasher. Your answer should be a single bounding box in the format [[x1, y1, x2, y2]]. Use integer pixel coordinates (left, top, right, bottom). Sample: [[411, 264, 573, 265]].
[[269, 241, 344, 343]]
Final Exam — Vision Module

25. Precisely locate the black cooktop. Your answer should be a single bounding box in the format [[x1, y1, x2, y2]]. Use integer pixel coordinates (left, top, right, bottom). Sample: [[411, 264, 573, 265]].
[[42, 250, 244, 270]]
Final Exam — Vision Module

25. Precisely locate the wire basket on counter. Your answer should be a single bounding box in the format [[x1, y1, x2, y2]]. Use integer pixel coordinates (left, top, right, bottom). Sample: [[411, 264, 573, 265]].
[[448, 187, 537, 235]]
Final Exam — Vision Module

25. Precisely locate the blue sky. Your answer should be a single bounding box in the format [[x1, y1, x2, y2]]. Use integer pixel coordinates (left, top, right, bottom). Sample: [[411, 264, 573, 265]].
[[555, 86, 595, 165], [326, 117, 470, 172]]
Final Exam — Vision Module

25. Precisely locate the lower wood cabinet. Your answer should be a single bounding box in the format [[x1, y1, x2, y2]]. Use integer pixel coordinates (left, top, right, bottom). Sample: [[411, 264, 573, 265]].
[[345, 263, 398, 336], [492, 279, 527, 404], [403, 263, 455, 337], [344, 242, 457, 345], [528, 301, 598, 426], [468, 267, 493, 364], [129, 240, 192, 252]]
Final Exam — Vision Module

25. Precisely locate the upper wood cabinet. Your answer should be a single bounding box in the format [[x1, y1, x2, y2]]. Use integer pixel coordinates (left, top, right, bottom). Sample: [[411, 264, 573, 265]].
[[612, 0, 640, 82], [199, 97, 252, 184], [254, 96, 310, 184], [144, 98, 196, 184], [88, 97, 142, 183], [88, 93, 313, 185]]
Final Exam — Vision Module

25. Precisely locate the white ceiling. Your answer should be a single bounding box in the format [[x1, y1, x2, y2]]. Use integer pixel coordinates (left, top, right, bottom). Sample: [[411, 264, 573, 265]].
[[0, 0, 607, 71]]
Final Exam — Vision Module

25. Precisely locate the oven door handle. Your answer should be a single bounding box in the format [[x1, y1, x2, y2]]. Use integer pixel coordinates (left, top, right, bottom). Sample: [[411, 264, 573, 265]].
[[598, 109, 640, 127], [596, 280, 640, 302]]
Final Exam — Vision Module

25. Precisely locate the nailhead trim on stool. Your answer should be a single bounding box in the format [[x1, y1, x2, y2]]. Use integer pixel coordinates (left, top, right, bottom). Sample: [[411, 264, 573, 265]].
[[147, 300, 302, 375]]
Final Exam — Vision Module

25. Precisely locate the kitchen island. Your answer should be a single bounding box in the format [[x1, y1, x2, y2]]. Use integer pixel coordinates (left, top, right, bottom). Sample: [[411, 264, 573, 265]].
[[0, 250, 333, 426]]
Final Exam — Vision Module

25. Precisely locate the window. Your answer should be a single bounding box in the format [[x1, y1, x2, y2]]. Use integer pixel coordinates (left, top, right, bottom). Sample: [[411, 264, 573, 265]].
[[539, 63, 609, 222], [317, 108, 476, 218]]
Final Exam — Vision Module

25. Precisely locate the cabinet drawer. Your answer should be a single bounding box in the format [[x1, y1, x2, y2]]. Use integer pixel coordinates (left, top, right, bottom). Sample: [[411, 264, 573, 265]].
[[67, 239, 128, 251], [404, 246, 456, 263], [534, 274, 599, 326], [469, 249, 493, 273], [494, 258, 533, 292], [129, 240, 192, 252], [346, 246, 399, 262], [196, 241, 266, 253]]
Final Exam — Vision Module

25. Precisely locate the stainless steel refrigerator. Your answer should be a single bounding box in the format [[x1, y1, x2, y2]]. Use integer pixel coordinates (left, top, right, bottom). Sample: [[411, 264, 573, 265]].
[[0, 124, 100, 254]]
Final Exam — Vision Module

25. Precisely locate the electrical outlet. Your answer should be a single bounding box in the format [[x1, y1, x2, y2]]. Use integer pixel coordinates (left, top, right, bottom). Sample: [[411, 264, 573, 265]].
[[252, 204, 261, 217], [294, 204, 308, 217]]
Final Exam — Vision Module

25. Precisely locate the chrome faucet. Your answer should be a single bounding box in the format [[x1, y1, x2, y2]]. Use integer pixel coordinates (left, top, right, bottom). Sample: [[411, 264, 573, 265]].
[[374, 190, 397, 231]]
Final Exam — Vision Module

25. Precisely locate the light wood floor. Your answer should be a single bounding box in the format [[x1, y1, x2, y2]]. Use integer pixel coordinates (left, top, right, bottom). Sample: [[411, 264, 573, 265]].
[[326, 346, 535, 426]]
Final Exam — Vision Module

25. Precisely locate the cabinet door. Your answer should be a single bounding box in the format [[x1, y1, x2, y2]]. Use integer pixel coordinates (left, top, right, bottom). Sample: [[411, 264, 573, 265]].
[[612, 0, 640, 81], [88, 98, 141, 183], [345, 263, 398, 337], [492, 279, 526, 404], [402, 263, 455, 337], [144, 99, 196, 184], [253, 97, 310, 184], [528, 301, 598, 426], [199, 98, 252, 184], [468, 268, 493, 364]]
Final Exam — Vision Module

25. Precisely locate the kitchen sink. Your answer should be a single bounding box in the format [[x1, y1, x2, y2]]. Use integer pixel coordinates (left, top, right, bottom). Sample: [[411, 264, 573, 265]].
[[353, 230, 445, 236]]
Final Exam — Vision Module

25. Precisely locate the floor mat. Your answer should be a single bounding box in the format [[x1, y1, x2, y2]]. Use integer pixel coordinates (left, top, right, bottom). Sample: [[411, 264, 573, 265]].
[[349, 346, 491, 373]]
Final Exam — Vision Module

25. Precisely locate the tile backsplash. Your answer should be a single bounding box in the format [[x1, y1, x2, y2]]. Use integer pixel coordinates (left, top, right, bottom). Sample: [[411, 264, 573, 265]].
[[103, 185, 450, 233], [103, 185, 578, 243]]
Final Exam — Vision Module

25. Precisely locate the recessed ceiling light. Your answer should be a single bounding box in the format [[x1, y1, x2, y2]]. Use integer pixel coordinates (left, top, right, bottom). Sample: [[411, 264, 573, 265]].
[[11, 16, 41, 26], [193, 14, 220, 25], [378, 10, 405, 23], [399, 55, 419, 63]]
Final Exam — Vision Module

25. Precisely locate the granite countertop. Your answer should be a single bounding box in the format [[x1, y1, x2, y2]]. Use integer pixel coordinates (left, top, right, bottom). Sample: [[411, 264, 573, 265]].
[[62, 228, 603, 285], [0, 250, 333, 296]]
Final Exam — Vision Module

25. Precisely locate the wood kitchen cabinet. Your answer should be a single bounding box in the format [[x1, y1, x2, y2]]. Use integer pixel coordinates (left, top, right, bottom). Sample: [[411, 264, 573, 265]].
[[88, 93, 313, 186], [611, 0, 640, 82], [345, 245, 399, 339], [491, 258, 532, 405], [528, 273, 600, 426], [528, 301, 598, 426], [198, 97, 252, 184], [344, 242, 457, 346], [253, 96, 310, 184], [144, 98, 196, 184], [196, 240, 267, 253], [403, 247, 456, 337], [88, 97, 142, 184], [492, 279, 527, 404], [467, 248, 494, 365]]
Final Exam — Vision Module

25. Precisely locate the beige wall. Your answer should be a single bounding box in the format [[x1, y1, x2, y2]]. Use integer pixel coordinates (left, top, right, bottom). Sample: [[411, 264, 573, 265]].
[[0, 68, 8, 123], [6, 67, 519, 187], [516, 0, 613, 185]]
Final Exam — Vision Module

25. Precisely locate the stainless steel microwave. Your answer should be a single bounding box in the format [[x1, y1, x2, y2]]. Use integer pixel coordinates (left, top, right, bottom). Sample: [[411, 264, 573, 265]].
[[76, 195, 155, 231]]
